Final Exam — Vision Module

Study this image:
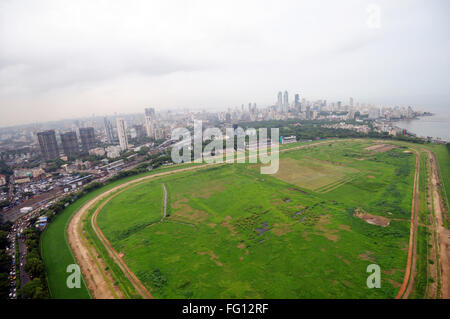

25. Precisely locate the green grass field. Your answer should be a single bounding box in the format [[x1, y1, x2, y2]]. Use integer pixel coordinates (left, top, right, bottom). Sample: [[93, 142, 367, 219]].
[[40, 163, 203, 299], [41, 139, 448, 298], [95, 140, 416, 298]]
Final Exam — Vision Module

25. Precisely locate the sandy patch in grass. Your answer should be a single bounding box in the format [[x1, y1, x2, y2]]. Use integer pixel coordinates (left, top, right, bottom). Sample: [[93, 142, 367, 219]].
[[221, 215, 236, 235], [387, 278, 401, 288], [338, 224, 351, 231], [198, 251, 223, 267], [337, 256, 351, 265], [171, 198, 208, 223], [315, 215, 339, 242], [383, 268, 403, 275], [196, 182, 226, 199], [354, 208, 390, 227], [359, 250, 375, 262], [301, 231, 311, 241], [272, 223, 293, 236], [365, 144, 397, 152]]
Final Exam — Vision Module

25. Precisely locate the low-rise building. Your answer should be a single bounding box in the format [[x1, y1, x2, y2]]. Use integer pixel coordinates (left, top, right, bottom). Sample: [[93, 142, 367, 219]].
[[106, 145, 122, 159], [281, 136, 297, 144], [89, 147, 106, 157], [0, 174, 6, 186]]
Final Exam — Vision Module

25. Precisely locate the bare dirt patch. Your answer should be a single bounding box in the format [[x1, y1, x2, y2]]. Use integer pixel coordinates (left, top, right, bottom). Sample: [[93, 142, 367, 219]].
[[221, 215, 236, 235], [359, 250, 375, 262], [365, 144, 397, 153], [171, 199, 208, 223], [301, 231, 311, 241], [196, 182, 226, 199], [315, 215, 339, 242], [383, 268, 402, 275], [338, 224, 351, 231], [272, 223, 293, 236], [354, 208, 390, 227], [387, 278, 402, 288], [198, 250, 223, 267]]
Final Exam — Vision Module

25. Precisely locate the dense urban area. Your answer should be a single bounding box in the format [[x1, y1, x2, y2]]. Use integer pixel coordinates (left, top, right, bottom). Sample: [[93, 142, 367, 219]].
[[0, 91, 448, 299]]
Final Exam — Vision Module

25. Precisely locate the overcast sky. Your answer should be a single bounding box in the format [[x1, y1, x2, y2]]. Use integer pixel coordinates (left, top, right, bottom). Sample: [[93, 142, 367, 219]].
[[0, 0, 449, 127]]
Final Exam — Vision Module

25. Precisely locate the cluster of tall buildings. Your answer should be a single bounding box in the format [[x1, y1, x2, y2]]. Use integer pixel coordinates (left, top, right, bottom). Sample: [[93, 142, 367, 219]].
[[98, 107, 160, 155], [276, 91, 303, 114], [37, 127, 97, 161]]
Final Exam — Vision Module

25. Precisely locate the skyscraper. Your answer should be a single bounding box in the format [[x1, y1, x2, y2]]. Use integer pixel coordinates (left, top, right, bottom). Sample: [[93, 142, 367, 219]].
[[144, 107, 155, 139], [60, 131, 79, 158], [79, 127, 96, 153], [349, 97, 354, 108], [116, 118, 128, 151], [283, 91, 289, 113], [306, 105, 311, 120], [294, 94, 301, 112], [104, 117, 114, 144], [133, 124, 146, 138], [277, 91, 283, 112], [37, 130, 59, 160]]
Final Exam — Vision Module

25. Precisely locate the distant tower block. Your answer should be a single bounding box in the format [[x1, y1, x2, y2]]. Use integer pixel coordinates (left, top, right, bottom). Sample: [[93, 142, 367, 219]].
[[145, 107, 156, 138], [116, 118, 129, 151]]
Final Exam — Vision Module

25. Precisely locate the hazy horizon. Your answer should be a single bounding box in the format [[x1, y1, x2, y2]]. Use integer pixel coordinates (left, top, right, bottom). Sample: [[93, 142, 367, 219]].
[[1, 0, 450, 127]]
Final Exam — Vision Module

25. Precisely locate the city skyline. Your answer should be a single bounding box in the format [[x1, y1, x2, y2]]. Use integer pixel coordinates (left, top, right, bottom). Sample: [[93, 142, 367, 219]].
[[1, 0, 449, 127]]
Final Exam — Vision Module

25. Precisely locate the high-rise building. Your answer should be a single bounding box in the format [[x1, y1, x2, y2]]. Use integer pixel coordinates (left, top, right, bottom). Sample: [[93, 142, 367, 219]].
[[294, 94, 301, 112], [79, 127, 96, 153], [60, 131, 79, 158], [144, 107, 155, 138], [133, 124, 146, 138], [104, 117, 115, 144], [116, 118, 128, 151], [277, 91, 283, 112], [349, 97, 354, 108], [37, 130, 59, 160], [283, 91, 289, 113], [306, 105, 311, 120]]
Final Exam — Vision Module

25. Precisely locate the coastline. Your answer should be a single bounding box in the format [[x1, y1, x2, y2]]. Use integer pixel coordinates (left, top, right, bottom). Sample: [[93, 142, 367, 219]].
[[392, 114, 450, 142]]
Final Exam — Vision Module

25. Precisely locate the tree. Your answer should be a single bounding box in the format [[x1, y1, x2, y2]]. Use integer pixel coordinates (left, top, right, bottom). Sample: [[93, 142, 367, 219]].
[[22, 278, 48, 299], [24, 257, 45, 279], [0, 251, 11, 273], [138, 146, 149, 155], [0, 230, 8, 250], [0, 272, 10, 299]]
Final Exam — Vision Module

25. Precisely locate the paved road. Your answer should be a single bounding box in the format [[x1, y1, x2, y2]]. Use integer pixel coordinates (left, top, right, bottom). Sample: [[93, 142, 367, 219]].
[[17, 236, 31, 296], [3, 188, 61, 222]]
